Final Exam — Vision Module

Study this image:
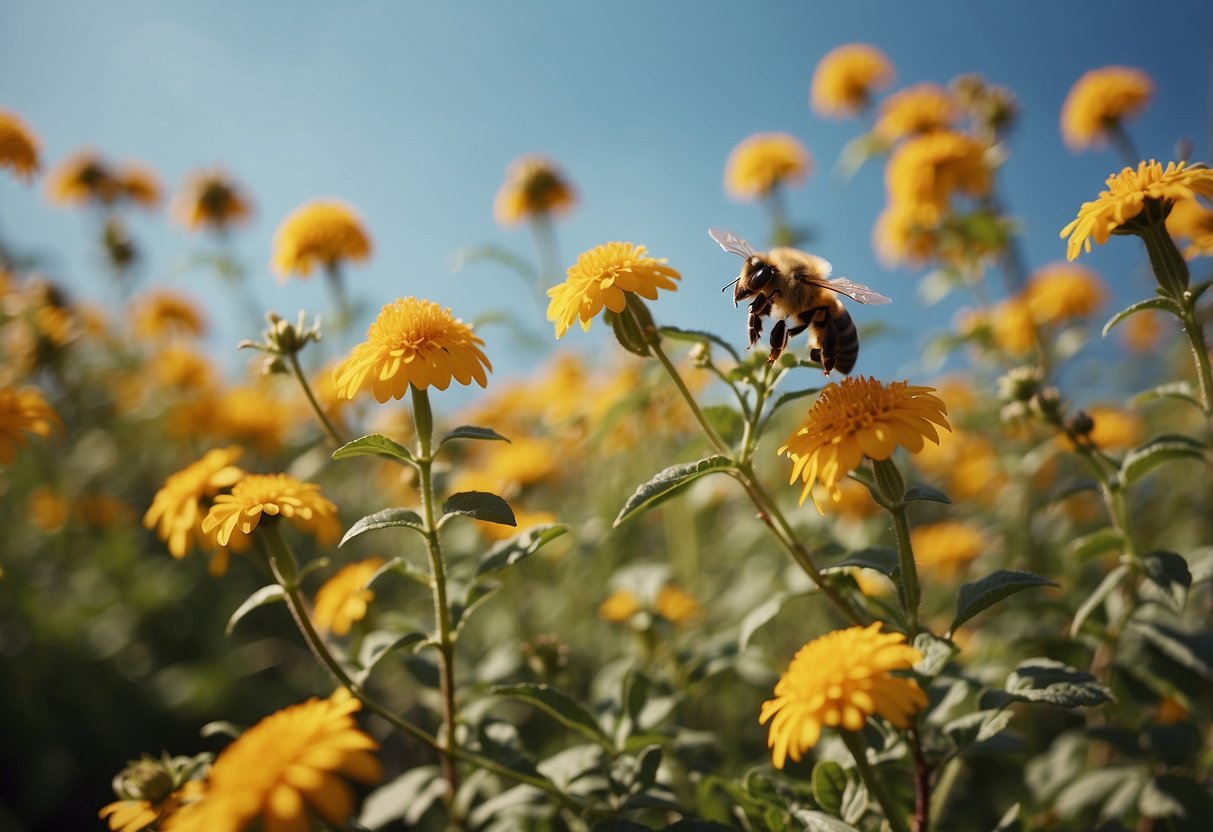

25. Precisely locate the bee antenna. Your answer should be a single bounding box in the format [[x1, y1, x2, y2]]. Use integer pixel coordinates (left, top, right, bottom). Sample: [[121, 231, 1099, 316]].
[[720, 277, 741, 293]]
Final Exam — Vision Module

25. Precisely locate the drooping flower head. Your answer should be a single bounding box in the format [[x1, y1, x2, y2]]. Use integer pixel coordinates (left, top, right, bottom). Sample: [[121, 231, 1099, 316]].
[[885, 130, 991, 223], [173, 169, 253, 232], [144, 446, 246, 559], [779, 376, 950, 513], [873, 83, 958, 143], [809, 43, 895, 119], [0, 108, 41, 181], [164, 690, 381, 832], [334, 297, 491, 400], [760, 623, 926, 768], [1061, 66, 1153, 151], [313, 558, 387, 637], [1060, 161, 1213, 261], [493, 155, 577, 226], [724, 132, 812, 201], [547, 242, 680, 338], [0, 385, 62, 464], [131, 289, 208, 341], [271, 199, 372, 281], [201, 472, 340, 548]]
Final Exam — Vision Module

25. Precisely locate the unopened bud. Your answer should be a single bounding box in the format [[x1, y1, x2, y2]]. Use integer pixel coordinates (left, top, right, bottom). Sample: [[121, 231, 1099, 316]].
[[688, 343, 711, 368]]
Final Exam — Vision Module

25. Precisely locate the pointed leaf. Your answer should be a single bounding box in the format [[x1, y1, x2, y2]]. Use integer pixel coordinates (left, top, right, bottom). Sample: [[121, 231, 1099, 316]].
[[738, 592, 808, 650], [1121, 435, 1206, 487], [1102, 296, 1180, 337], [357, 630, 427, 677], [914, 631, 957, 677], [476, 524, 568, 580], [438, 425, 510, 449], [359, 765, 446, 829], [1131, 622, 1213, 681], [990, 803, 1021, 832], [1141, 551, 1191, 612], [332, 433, 416, 464], [903, 484, 951, 504], [341, 508, 426, 546], [952, 570, 1058, 631], [365, 556, 430, 589], [1133, 380, 1203, 409], [1069, 527, 1125, 560], [614, 456, 736, 526], [811, 761, 848, 817], [793, 811, 862, 832], [605, 305, 651, 357], [226, 584, 286, 636], [658, 326, 742, 363], [986, 657, 1115, 709], [441, 491, 516, 527], [491, 683, 611, 748], [1070, 563, 1130, 637], [451, 581, 501, 633], [767, 387, 824, 418], [823, 547, 900, 577]]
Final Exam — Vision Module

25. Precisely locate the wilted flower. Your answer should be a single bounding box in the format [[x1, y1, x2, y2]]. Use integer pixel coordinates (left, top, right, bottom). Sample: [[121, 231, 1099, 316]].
[[144, 446, 246, 559], [0, 108, 41, 181], [173, 169, 253, 232], [493, 155, 577, 226], [0, 385, 61, 463], [724, 132, 812, 201], [911, 521, 986, 579], [547, 242, 680, 338], [873, 83, 958, 142], [809, 43, 895, 118], [201, 472, 340, 548], [272, 199, 371, 280], [313, 558, 386, 637], [1061, 66, 1153, 151]]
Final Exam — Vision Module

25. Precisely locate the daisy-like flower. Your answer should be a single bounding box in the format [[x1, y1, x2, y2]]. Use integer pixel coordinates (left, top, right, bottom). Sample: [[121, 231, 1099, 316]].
[[1165, 197, 1213, 259], [493, 155, 577, 226], [144, 446, 246, 559], [271, 199, 372, 281], [724, 132, 812, 201], [873, 83, 958, 143], [1061, 66, 1153, 151], [1024, 263, 1106, 324], [201, 472, 340, 548], [885, 130, 991, 223], [987, 297, 1038, 355], [101, 781, 203, 832], [100, 754, 206, 832], [910, 521, 986, 580], [164, 690, 381, 832], [173, 168, 253, 232], [118, 163, 162, 209], [0, 385, 61, 464], [779, 376, 950, 513], [547, 242, 680, 338], [599, 589, 642, 623], [334, 297, 491, 400], [0, 108, 41, 181], [760, 622, 926, 768], [313, 558, 386, 637], [872, 202, 938, 267], [451, 437, 559, 498], [46, 150, 121, 206], [149, 346, 217, 393], [132, 289, 208, 341], [809, 43, 895, 119], [208, 385, 297, 455], [1060, 161, 1213, 261]]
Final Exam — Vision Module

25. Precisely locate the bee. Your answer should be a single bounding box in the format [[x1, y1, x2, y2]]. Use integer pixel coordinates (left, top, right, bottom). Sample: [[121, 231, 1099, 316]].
[[709, 227, 891, 375]]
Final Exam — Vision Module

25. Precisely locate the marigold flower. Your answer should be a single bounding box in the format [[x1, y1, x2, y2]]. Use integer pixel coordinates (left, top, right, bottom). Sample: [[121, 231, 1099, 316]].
[[872, 202, 938, 266], [809, 43, 895, 119], [201, 472, 340, 548], [164, 690, 381, 832], [1025, 263, 1106, 324], [0, 385, 61, 463], [335, 297, 491, 400], [724, 132, 812, 201], [209, 385, 297, 455], [150, 346, 217, 392], [46, 150, 121, 206], [1061, 161, 1213, 261], [0, 108, 41, 181], [132, 289, 208, 341], [779, 376, 950, 512], [1165, 197, 1213, 259], [173, 168, 253, 232], [493, 155, 577, 226], [885, 131, 991, 223], [100, 781, 204, 832], [272, 199, 372, 281], [1061, 66, 1153, 151], [313, 558, 386, 637], [144, 446, 246, 559], [547, 242, 680, 338], [599, 589, 641, 623], [913, 428, 1004, 504], [760, 623, 926, 768], [655, 585, 700, 624], [911, 521, 986, 579], [874, 83, 958, 143]]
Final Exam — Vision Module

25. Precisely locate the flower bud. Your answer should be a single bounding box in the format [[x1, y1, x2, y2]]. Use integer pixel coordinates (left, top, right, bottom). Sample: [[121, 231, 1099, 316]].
[[997, 366, 1043, 403]]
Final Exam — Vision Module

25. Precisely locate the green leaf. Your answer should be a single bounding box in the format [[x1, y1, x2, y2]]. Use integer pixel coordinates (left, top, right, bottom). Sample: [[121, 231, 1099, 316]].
[[903, 484, 951, 504], [1141, 551, 1191, 612], [1054, 766, 1145, 820], [914, 631, 957, 677], [823, 547, 900, 577], [605, 296, 655, 357], [1070, 563, 1129, 637], [943, 709, 1014, 749], [1068, 527, 1126, 560], [738, 592, 809, 651], [357, 631, 427, 682], [986, 657, 1115, 709], [476, 524, 568, 580], [1191, 277, 1213, 303], [1132, 380, 1205, 410], [491, 684, 612, 748], [226, 584, 286, 636], [1121, 434, 1207, 487], [1102, 297, 1181, 338], [793, 810, 862, 832], [359, 765, 446, 829], [1131, 622, 1213, 681], [1139, 774, 1211, 822], [332, 433, 416, 464], [766, 387, 823, 419], [614, 456, 736, 526], [811, 761, 847, 817], [438, 425, 510, 449], [441, 491, 516, 527], [990, 803, 1021, 832], [451, 581, 501, 633], [952, 570, 1058, 631], [341, 508, 426, 546], [703, 405, 744, 448], [658, 326, 743, 363]]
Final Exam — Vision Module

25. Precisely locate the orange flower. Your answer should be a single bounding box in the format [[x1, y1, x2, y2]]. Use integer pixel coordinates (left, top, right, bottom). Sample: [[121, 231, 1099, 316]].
[[1061, 66, 1152, 150], [0, 108, 41, 181], [809, 44, 895, 118], [724, 133, 812, 201]]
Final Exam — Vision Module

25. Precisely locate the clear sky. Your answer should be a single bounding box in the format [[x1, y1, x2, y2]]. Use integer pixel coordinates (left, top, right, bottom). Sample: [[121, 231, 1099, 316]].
[[2, 0, 1210, 391]]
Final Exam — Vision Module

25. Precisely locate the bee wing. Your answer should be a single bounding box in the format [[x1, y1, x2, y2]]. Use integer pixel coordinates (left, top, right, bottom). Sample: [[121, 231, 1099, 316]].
[[805, 276, 893, 305], [708, 227, 761, 259]]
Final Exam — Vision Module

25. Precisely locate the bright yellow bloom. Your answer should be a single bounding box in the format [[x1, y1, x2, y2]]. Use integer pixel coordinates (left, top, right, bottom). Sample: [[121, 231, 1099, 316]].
[[132, 289, 208, 341], [1083, 406, 1144, 450], [760, 623, 926, 768], [599, 589, 641, 623], [809, 43, 895, 119], [724, 132, 812, 201], [46, 150, 120, 206], [874, 83, 958, 143], [493, 155, 577, 226], [149, 346, 217, 393], [165, 690, 381, 832], [0, 108, 41, 181], [335, 297, 491, 400], [451, 437, 559, 498], [779, 376, 950, 513], [173, 169, 253, 232], [201, 473, 340, 548], [885, 130, 991, 223], [100, 781, 204, 832], [271, 199, 372, 280], [0, 385, 61, 463], [209, 384, 298, 455], [1025, 263, 1107, 324], [118, 163, 162, 208], [987, 297, 1038, 355], [655, 585, 700, 624], [1061, 66, 1153, 151], [911, 521, 986, 580], [872, 202, 937, 266], [1061, 161, 1213, 261], [547, 242, 680, 338], [1166, 197, 1213, 259], [913, 428, 1004, 505], [313, 558, 386, 637], [144, 447, 246, 559]]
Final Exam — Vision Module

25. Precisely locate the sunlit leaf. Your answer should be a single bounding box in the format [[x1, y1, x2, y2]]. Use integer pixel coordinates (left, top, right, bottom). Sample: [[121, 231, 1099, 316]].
[[614, 457, 736, 526], [438, 425, 510, 449], [952, 570, 1058, 631], [1070, 563, 1129, 637], [492, 684, 611, 748], [811, 761, 848, 817], [341, 507, 426, 546], [903, 484, 951, 504], [225, 584, 286, 636], [332, 433, 416, 464], [1141, 551, 1191, 612], [476, 524, 568, 580], [1101, 297, 1180, 338], [985, 657, 1115, 709], [1121, 435, 1206, 487], [658, 326, 742, 363], [357, 630, 427, 679], [441, 491, 516, 527]]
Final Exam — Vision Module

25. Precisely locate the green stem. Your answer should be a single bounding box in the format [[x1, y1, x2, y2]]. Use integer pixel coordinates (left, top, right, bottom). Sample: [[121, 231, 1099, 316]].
[[287, 351, 345, 447], [530, 212, 561, 298], [640, 314, 731, 456], [840, 730, 912, 832], [873, 459, 920, 636], [1106, 121, 1141, 170], [325, 261, 353, 334]]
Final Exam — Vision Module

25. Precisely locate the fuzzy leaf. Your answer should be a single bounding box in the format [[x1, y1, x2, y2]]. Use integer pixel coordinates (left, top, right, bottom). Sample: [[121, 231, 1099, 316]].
[[491, 684, 611, 748], [359, 765, 446, 829], [1070, 563, 1130, 637], [824, 547, 900, 577], [614, 457, 736, 526], [1121, 435, 1206, 487], [1068, 527, 1125, 560], [811, 761, 848, 817], [914, 631, 957, 677], [226, 584, 286, 636], [952, 570, 1058, 631], [1101, 297, 1180, 338], [438, 425, 510, 448], [1131, 622, 1213, 681], [903, 484, 951, 504], [476, 524, 568, 580], [793, 811, 862, 832], [341, 508, 426, 546], [1141, 551, 1191, 612], [332, 433, 416, 464], [986, 658, 1115, 709], [442, 491, 516, 527], [357, 631, 427, 680]]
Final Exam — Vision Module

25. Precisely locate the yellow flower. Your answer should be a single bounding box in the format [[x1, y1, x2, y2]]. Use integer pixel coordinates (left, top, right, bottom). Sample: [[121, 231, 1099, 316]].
[[1061, 161, 1213, 261], [913, 428, 1005, 505], [100, 781, 204, 832], [911, 521, 986, 580], [988, 296, 1038, 355], [547, 242, 680, 338], [872, 202, 938, 266], [812, 477, 879, 522], [132, 289, 208, 341], [1083, 406, 1144, 450], [1118, 308, 1166, 352], [885, 130, 991, 223], [202, 473, 340, 548], [144, 446, 246, 559], [1165, 197, 1213, 259], [335, 297, 491, 400], [493, 155, 577, 226], [173, 168, 253, 232], [46, 150, 121, 206], [0, 108, 41, 181], [118, 163, 162, 208], [1061, 66, 1153, 151], [873, 83, 958, 143], [451, 437, 559, 498], [779, 376, 950, 513], [0, 385, 61, 463], [313, 558, 386, 637], [809, 43, 895, 119], [655, 585, 700, 624], [599, 589, 641, 623], [165, 690, 381, 832], [272, 199, 372, 280], [724, 132, 812, 201], [149, 346, 217, 393], [1025, 263, 1107, 324], [760, 623, 926, 768]]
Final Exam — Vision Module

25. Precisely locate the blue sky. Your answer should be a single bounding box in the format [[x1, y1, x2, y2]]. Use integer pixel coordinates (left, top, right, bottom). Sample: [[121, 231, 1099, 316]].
[[2, 0, 1210, 393]]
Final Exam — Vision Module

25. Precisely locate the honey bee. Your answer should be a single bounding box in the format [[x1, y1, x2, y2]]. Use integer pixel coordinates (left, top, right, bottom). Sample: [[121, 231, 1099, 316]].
[[709, 227, 891, 374]]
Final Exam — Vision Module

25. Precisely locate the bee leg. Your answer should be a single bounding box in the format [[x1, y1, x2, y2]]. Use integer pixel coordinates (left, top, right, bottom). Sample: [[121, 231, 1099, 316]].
[[801, 309, 835, 375], [767, 319, 788, 364], [747, 295, 772, 348]]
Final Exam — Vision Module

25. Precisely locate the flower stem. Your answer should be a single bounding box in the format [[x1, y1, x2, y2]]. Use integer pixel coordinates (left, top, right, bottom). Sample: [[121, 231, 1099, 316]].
[[1106, 121, 1141, 170], [287, 351, 345, 447], [530, 212, 562, 298], [325, 261, 353, 334], [873, 459, 921, 636], [840, 730, 912, 832]]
